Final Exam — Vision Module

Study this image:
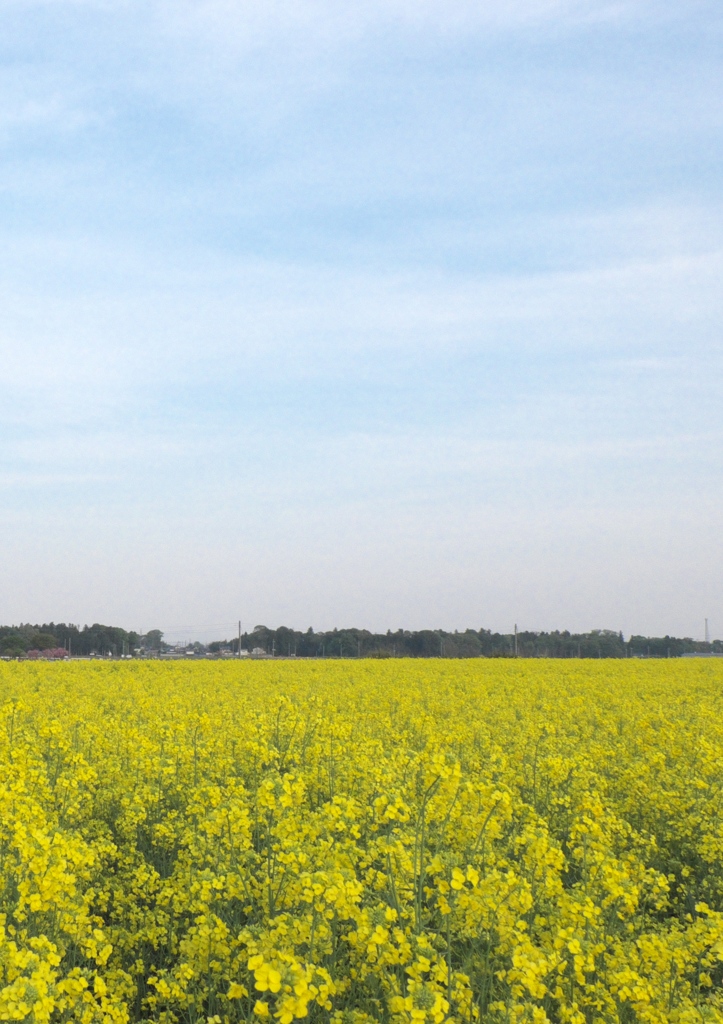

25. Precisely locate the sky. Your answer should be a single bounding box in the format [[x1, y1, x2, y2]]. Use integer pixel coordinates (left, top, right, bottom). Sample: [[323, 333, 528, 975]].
[[1, 0, 721, 641]]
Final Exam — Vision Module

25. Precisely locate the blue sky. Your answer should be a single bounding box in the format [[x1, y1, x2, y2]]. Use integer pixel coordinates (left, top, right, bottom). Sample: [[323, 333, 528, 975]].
[[1, 0, 721, 640]]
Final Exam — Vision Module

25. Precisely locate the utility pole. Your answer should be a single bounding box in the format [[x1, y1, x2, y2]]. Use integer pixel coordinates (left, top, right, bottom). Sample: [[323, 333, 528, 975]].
[[705, 618, 710, 643], [514, 624, 518, 658], [238, 620, 241, 658]]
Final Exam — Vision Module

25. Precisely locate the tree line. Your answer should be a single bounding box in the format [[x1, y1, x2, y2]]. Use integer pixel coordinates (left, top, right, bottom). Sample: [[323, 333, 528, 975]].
[[0, 622, 155, 658], [226, 625, 722, 659], [2, 621, 718, 659]]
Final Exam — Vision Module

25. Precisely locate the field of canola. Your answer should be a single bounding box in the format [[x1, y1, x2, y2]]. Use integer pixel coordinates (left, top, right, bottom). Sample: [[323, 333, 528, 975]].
[[2, 660, 723, 1024]]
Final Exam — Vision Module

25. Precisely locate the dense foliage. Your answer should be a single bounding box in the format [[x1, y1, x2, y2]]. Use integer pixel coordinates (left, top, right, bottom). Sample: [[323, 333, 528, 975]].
[[0, 625, 143, 659], [1, 660, 723, 1024], [2, 623, 720, 659], [233, 626, 721, 660]]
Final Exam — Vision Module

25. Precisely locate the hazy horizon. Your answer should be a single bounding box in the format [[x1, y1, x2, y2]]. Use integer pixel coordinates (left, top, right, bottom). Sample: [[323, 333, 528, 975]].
[[1, 618, 719, 650], [1, 1, 721, 641]]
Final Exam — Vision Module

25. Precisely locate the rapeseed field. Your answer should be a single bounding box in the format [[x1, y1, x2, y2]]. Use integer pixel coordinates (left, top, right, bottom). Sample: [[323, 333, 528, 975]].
[[1, 660, 723, 1024]]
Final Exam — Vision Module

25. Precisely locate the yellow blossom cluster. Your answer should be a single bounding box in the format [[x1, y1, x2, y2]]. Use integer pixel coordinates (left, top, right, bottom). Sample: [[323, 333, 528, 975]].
[[1, 658, 723, 1024]]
